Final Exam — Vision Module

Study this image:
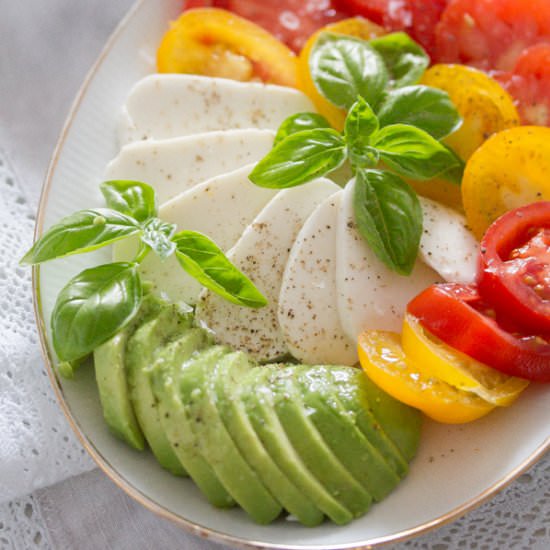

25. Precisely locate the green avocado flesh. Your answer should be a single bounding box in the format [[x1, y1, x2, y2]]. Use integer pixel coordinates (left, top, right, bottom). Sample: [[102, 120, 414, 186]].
[[91, 298, 422, 526]]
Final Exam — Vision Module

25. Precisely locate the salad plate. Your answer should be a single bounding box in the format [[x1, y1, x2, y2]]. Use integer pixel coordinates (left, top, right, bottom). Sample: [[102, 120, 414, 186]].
[[33, 0, 550, 547]]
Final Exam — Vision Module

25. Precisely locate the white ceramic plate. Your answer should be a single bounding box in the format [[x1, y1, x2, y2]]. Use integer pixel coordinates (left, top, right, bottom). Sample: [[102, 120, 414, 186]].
[[34, 0, 550, 548]]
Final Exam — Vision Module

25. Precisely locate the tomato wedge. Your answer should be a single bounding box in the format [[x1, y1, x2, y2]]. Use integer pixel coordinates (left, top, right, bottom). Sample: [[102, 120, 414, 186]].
[[434, 0, 550, 71], [478, 202, 550, 336], [407, 283, 550, 382], [495, 44, 550, 127], [158, 8, 297, 86]]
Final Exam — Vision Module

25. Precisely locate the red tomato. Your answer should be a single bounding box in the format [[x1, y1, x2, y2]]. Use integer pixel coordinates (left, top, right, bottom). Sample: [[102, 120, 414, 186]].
[[478, 202, 550, 336], [407, 283, 550, 382], [495, 44, 550, 126], [184, 0, 351, 52], [434, 0, 550, 71], [333, 0, 449, 56]]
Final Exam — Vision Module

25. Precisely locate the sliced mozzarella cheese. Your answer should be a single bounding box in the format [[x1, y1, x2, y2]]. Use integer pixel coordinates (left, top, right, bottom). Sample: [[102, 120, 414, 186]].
[[278, 191, 357, 366], [337, 178, 441, 339], [196, 178, 340, 361], [119, 74, 315, 144], [418, 197, 478, 284], [114, 164, 278, 304], [105, 129, 274, 204]]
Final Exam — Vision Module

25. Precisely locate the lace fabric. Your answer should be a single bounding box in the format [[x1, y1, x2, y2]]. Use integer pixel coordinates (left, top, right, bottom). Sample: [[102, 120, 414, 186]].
[[0, 151, 94, 507]]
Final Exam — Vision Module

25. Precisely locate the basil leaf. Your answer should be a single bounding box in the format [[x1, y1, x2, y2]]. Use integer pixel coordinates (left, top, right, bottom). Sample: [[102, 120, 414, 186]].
[[173, 231, 267, 308], [141, 218, 177, 260], [369, 32, 429, 88], [353, 169, 422, 275], [249, 129, 347, 189], [309, 33, 388, 109], [274, 113, 332, 146], [21, 209, 141, 265], [345, 97, 379, 167], [440, 151, 465, 184], [377, 85, 462, 139], [100, 180, 157, 222], [372, 124, 461, 180], [51, 262, 142, 361]]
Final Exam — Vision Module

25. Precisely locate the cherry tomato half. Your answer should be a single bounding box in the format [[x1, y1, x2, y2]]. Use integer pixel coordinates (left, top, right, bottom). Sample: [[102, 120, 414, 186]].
[[434, 0, 550, 71], [407, 283, 550, 382], [478, 202, 550, 336]]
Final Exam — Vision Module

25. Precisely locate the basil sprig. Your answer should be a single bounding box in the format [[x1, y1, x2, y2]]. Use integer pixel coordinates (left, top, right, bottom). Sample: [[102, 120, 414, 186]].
[[22, 180, 267, 364], [249, 32, 464, 275]]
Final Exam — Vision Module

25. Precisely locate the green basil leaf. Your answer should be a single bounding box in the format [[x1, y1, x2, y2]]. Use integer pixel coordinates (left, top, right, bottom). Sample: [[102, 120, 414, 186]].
[[274, 113, 332, 146], [173, 231, 267, 308], [369, 32, 429, 88], [372, 124, 461, 180], [141, 218, 177, 260], [439, 151, 465, 184], [345, 97, 379, 167], [100, 180, 157, 222], [249, 128, 347, 189], [309, 33, 388, 109], [21, 209, 141, 265], [377, 85, 462, 139], [353, 169, 422, 275], [51, 262, 142, 361]]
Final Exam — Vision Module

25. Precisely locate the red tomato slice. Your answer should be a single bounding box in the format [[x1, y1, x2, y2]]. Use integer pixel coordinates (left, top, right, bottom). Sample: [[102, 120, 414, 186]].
[[184, 0, 350, 52], [495, 44, 550, 126], [478, 202, 550, 336], [407, 283, 550, 382], [333, 0, 449, 56], [434, 0, 550, 71]]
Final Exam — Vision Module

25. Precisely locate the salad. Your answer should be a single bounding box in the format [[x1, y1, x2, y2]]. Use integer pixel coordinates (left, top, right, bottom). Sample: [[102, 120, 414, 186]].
[[24, 0, 550, 529]]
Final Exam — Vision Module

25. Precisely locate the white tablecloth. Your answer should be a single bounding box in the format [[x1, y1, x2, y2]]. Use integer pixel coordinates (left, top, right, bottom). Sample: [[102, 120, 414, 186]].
[[1, 1, 549, 548]]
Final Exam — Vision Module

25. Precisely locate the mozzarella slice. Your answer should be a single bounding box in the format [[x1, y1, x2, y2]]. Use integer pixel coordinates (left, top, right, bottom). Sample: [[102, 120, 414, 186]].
[[337, 179, 441, 339], [105, 129, 274, 204], [196, 178, 340, 361], [114, 164, 278, 304], [278, 191, 357, 366], [418, 197, 478, 284], [119, 74, 315, 144]]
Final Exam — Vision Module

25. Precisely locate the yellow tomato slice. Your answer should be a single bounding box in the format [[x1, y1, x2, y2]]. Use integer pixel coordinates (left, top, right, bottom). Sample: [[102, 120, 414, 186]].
[[409, 64, 520, 210], [462, 126, 550, 239], [402, 315, 529, 406], [296, 17, 385, 131], [157, 8, 297, 87], [358, 331, 495, 424]]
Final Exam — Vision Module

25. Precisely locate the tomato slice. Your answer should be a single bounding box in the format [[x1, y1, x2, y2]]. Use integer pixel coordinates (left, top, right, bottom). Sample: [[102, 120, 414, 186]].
[[434, 0, 550, 71], [158, 8, 297, 86], [407, 283, 550, 382], [358, 330, 496, 423], [333, 0, 449, 57], [495, 44, 550, 126], [184, 0, 351, 53], [478, 202, 550, 336]]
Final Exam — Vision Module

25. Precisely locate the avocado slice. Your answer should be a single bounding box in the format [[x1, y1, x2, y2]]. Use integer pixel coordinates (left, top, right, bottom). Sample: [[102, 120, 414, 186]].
[[213, 352, 324, 527], [149, 330, 234, 508], [181, 346, 282, 524], [360, 373, 423, 463], [126, 304, 193, 475], [241, 367, 351, 525], [293, 366, 401, 502], [93, 294, 164, 450], [261, 366, 372, 518]]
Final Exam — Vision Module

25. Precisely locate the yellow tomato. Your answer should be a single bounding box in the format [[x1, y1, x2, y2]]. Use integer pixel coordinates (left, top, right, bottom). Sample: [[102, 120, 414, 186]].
[[462, 126, 550, 239], [358, 331, 495, 424], [408, 64, 520, 210], [296, 17, 385, 131], [157, 8, 297, 87], [402, 315, 529, 406]]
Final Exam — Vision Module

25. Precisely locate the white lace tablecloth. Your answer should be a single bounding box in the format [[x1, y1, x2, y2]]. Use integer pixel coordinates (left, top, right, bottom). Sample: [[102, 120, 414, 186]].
[[1, 147, 550, 550]]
